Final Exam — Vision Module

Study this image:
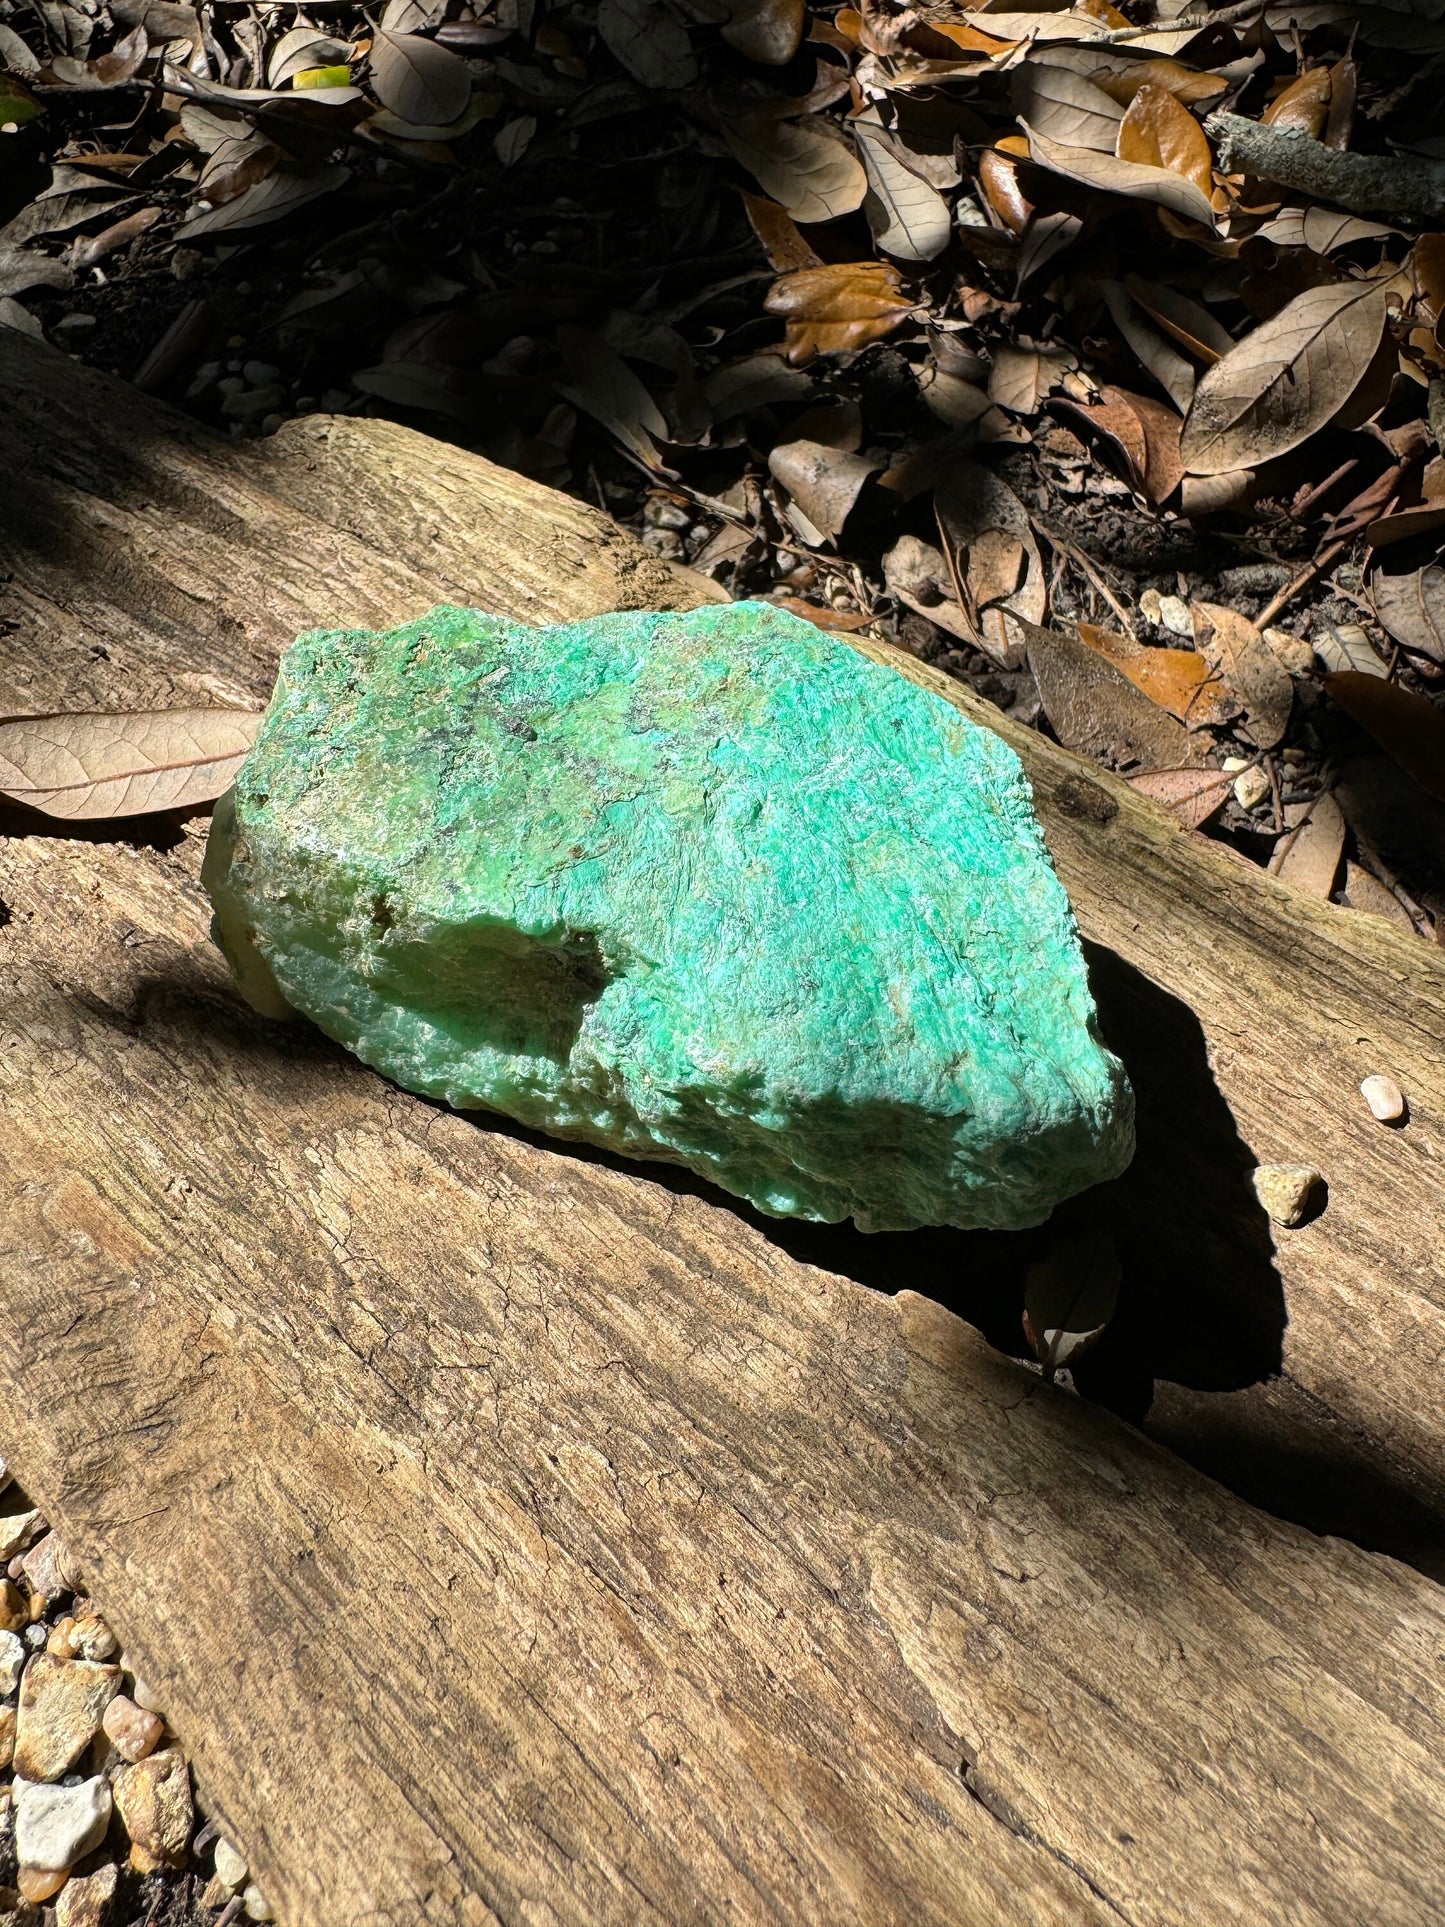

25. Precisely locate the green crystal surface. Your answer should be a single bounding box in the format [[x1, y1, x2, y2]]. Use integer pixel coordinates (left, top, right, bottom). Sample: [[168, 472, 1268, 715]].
[[203, 601, 1133, 1231]]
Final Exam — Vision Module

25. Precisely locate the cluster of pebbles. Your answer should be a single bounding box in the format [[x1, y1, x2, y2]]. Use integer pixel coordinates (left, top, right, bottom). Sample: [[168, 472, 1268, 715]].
[[0, 1470, 271, 1927]]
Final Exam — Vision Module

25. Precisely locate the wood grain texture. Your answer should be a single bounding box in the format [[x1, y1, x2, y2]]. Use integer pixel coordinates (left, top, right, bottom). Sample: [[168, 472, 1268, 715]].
[[2, 330, 1440, 1559], [0, 331, 1443, 1925]]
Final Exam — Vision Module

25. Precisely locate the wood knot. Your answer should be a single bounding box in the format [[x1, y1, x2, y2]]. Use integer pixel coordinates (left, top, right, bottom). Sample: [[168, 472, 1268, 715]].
[[1053, 775, 1118, 825]]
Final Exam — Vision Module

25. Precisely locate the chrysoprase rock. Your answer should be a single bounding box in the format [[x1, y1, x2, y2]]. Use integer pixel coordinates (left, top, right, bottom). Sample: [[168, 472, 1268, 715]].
[[203, 601, 1132, 1230]]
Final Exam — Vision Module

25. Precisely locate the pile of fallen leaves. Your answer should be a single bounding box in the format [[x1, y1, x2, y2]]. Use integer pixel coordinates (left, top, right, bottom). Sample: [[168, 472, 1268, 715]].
[[1, 0, 1444, 933]]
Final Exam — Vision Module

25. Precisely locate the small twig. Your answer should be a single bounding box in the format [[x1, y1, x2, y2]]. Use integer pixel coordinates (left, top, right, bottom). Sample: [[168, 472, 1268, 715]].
[[214, 1899, 244, 1927], [1206, 111, 1445, 226], [1030, 514, 1137, 639], [1252, 539, 1349, 633]]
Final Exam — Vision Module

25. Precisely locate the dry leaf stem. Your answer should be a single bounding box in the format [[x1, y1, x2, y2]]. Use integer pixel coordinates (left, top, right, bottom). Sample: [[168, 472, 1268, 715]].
[[1031, 514, 1137, 639], [1253, 539, 1349, 633]]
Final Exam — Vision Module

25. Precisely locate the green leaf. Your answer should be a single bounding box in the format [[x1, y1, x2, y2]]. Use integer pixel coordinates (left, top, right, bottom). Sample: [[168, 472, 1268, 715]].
[[0, 74, 44, 134]]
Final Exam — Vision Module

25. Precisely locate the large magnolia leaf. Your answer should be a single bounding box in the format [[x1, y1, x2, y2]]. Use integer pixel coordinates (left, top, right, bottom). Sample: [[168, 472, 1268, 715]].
[[368, 27, 470, 125], [1325, 670, 1445, 802], [1011, 61, 1122, 152], [1254, 206, 1399, 252], [768, 438, 879, 542], [1372, 555, 1445, 662], [723, 116, 866, 225], [1021, 119, 1217, 228], [268, 27, 351, 89], [597, 0, 697, 88], [1115, 81, 1214, 201], [853, 122, 951, 262], [0, 711, 260, 818], [1180, 278, 1391, 475]]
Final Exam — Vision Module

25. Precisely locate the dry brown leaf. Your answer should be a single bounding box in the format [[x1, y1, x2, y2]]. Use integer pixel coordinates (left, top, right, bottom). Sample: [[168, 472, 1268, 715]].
[[1192, 601, 1294, 749], [1077, 621, 1234, 725], [722, 0, 804, 65], [1026, 624, 1206, 770], [1128, 765, 1233, 828], [1089, 55, 1226, 108], [764, 261, 912, 364], [742, 192, 822, 273], [597, 0, 698, 87], [1116, 82, 1214, 202], [1325, 671, 1445, 802], [556, 325, 670, 470], [769, 595, 873, 632], [368, 27, 470, 123], [1122, 273, 1234, 362], [0, 711, 260, 818], [724, 116, 866, 225], [854, 122, 952, 262], [1371, 555, 1445, 663], [1022, 119, 1217, 229], [1180, 279, 1392, 476], [1052, 388, 1150, 492], [1261, 66, 1332, 139], [1011, 61, 1122, 154], [1124, 389, 1187, 504], [977, 148, 1032, 234], [1257, 206, 1399, 253], [988, 343, 1043, 414], [1342, 861, 1414, 930], [882, 535, 979, 643], [935, 460, 1045, 663], [1269, 791, 1345, 898], [1101, 282, 1195, 414], [768, 438, 879, 541]]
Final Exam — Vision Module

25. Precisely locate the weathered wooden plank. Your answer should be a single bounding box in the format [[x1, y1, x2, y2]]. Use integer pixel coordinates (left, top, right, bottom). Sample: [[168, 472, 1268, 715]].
[[1, 331, 1441, 1559], [0, 331, 1444, 1926]]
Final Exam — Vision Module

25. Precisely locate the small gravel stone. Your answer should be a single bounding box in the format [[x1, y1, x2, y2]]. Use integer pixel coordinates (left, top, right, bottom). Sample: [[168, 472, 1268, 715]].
[[13, 1656, 120, 1781], [1157, 594, 1193, 636], [15, 1865, 67, 1904], [53, 313, 96, 336], [1360, 1073, 1407, 1123], [54, 1860, 117, 1927], [216, 375, 246, 397], [171, 246, 202, 281], [112, 1744, 192, 1872], [0, 1512, 41, 1563], [21, 1627, 45, 1651], [12, 1773, 112, 1871], [242, 359, 280, 385], [0, 1888, 42, 1926], [213, 1837, 249, 1891], [0, 1630, 24, 1693], [198, 1875, 231, 1910], [319, 387, 352, 413], [66, 1616, 115, 1664], [129, 1677, 163, 1715], [0, 1581, 27, 1634], [221, 382, 285, 422], [0, 1703, 15, 1766], [101, 1694, 163, 1763], [242, 1882, 273, 1920], [1224, 759, 1269, 811], [21, 1533, 79, 1602], [1251, 1163, 1322, 1228]]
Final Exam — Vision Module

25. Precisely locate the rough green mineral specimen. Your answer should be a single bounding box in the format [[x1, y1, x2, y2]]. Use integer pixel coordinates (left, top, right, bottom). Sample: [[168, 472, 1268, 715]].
[[203, 600, 1133, 1231]]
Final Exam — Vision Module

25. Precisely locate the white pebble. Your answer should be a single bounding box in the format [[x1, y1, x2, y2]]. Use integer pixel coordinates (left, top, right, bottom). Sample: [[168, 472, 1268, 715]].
[[0, 1628, 24, 1693], [1360, 1074, 1406, 1123], [243, 1881, 274, 1920], [130, 1676, 164, 1714], [13, 1773, 112, 1871], [1157, 593, 1193, 636], [214, 1836, 249, 1890]]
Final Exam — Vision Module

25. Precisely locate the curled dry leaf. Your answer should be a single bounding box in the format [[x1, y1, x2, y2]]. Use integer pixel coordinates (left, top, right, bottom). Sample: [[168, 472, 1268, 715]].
[[1076, 621, 1235, 726], [1022, 1229, 1120, 1381], [1371, 554, 1445, 662], [1128, 765, 1233, 830], [1255, 205, 1398, 252], [882, 534, 978, 644], [1102, 280, 1195, 413], [1325, 670, 1445, 803], [722, 0, 805, 67], [935, 459, 1044, 662], [178, 163, 350, 237], [369, 27, 471, 125], [1269, 791, 1346, 899], [1192, 601, 1294, 749], [268, 28, 352, 89], [724, 115, 866, 225], [1261, 65, 1332, 139], [854, 122, 952, 262], [1026, 622, 1206, 770], [0, 711, 260, 818], [556, 324, 669, 470], [1086, 53, 1226, 108], [1115, 82, 1215, 203], [764, 260, 912, 363], [768, 438, 880, 542], [1122, 273, 1234, 362], [743, 192, 822, 273], [1181, 279, 1392, 476], [1021, 119, 1218, 230]]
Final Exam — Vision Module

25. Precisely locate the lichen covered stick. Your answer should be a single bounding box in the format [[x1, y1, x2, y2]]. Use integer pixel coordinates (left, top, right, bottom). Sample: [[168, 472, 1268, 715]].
[[203, 601, 1133, 1231]]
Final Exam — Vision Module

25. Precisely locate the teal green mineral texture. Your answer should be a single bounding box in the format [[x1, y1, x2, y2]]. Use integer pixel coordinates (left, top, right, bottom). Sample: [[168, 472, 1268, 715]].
[[203, 600, 1133, 1231]]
